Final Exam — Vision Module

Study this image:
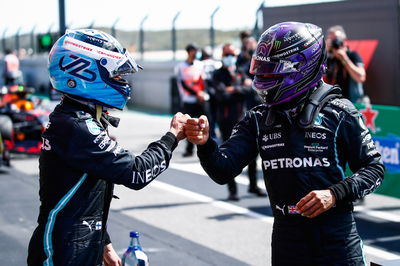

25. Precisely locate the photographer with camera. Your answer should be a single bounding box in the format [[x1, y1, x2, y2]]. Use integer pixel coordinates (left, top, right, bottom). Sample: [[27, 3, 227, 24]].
[[325, 25, 366, 103]]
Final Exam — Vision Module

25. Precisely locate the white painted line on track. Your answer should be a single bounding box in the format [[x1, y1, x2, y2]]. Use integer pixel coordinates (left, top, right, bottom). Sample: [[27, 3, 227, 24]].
[[170, 162, 265, 187], [354, 205, 400, 223], [151, 180, 274, 224], [170, 162, 400, 223], [168, 162, 400, 260], [363, 245, 400, 261]]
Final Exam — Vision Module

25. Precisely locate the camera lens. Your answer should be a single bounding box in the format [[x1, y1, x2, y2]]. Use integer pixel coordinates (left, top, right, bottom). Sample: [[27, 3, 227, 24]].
[[332, 38, 343, 49]]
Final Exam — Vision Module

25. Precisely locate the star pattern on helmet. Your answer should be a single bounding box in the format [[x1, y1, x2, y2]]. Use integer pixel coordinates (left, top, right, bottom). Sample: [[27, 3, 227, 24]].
[[282, 61, 298, 72]]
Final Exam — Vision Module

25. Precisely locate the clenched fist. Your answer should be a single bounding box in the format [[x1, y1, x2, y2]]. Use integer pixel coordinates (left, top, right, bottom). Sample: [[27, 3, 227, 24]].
[[296, 189, 336, 218], [169, 112, 191, 141], [185, 115, 209, 145]]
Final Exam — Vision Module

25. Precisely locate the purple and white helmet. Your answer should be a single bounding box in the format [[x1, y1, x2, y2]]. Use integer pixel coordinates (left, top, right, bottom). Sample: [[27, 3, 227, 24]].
[[250, 22, 326, 106]]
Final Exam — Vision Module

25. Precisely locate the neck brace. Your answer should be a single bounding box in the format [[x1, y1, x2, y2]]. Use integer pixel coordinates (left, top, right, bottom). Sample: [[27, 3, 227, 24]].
[[265, 82, 341, 128], [298, 82, 342, 128]]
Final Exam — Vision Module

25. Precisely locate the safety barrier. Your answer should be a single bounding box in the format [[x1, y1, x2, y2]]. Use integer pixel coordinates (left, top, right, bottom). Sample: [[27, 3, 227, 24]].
[[356, 104, 400, 199]]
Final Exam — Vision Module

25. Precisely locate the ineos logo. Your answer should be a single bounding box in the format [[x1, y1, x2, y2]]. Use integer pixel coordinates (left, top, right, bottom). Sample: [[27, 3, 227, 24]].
[[305, 132, 326, 139], [59, 54, 97, 82]]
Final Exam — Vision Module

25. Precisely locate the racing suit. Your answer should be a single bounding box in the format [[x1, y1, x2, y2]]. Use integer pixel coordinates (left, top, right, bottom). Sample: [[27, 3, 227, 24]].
[[28, 97, 178, 266], [197, 92, 384, 265]]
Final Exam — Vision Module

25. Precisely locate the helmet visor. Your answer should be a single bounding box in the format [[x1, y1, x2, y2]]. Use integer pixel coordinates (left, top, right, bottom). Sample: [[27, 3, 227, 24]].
[[112, 51, 142, 77], [62, 35, 142, 78], [249, 55, 300, 75]]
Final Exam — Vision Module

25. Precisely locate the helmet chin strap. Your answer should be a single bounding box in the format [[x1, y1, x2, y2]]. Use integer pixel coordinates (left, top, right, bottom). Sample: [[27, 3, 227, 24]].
[[63, 94, 105, 123], [95, 104, 103, 122]]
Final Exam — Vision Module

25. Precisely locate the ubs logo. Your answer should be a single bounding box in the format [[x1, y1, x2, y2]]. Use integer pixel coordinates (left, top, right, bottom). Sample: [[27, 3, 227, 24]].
[[262, 132, 282, 142]]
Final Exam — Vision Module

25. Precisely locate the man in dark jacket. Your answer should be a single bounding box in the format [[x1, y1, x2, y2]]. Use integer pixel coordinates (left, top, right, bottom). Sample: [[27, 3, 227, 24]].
[[185, 22, 384, 265], [213, 43, 266, 200], [28, 29, 188, 266], [236, 34, 267, 199]]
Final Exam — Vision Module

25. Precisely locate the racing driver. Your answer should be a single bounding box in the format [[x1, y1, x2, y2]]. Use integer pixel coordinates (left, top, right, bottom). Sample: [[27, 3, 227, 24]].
[[185, 22, 384, 265], [27, 29, 188, 265]]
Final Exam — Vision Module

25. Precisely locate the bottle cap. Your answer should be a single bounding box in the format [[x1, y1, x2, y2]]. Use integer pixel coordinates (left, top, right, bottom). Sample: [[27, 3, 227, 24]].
[[130, 231, 139, 238]]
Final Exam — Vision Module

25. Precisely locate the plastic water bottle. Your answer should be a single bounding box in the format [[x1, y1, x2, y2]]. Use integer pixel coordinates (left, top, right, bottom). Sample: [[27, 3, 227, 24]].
[[122, 231, 149, 266], [121, 244, 137, 266]]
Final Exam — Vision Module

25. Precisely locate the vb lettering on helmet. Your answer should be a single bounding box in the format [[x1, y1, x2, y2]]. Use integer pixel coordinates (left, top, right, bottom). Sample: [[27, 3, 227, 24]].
[[48, 29, 142, 110]]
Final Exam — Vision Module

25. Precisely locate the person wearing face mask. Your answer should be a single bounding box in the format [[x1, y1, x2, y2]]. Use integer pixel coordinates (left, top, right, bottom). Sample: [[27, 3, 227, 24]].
[[236, 34, 267, 199], [200, 47, 222, 141], [237, 35, 260, 109], [236, 34, 257, 79], [212, 43, 265, 201]]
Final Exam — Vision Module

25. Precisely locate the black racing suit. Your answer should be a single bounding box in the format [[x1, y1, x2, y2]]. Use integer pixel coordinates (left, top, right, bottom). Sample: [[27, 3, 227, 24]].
[[197, 96, 384, 265], [28, 97, 177, 266]]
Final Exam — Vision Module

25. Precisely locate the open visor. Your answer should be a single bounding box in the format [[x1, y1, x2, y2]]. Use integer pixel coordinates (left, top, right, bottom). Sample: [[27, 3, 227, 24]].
[[249, 55, 300, 75], [111, 51, 142, 77]]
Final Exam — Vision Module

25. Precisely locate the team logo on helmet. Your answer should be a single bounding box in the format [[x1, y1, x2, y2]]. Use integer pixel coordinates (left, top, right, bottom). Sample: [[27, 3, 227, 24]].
[[251, 22, 326, 106], [49, 29, 141, 110], [59, 54, 97, 82], [273, 40, 281, 50]]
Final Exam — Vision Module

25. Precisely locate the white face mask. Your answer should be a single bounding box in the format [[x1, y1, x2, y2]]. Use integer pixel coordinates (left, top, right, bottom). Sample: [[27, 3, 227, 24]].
[[195, 50, 202, 60], [222, 55, 237, 67]]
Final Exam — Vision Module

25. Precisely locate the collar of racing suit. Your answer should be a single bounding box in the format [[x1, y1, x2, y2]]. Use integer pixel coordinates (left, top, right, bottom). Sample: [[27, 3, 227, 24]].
[[60, 95, 120, 128]]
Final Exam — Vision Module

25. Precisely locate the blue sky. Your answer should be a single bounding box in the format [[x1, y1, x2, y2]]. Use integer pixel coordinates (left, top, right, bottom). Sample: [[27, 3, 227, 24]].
[[1, 0, 341, 36]]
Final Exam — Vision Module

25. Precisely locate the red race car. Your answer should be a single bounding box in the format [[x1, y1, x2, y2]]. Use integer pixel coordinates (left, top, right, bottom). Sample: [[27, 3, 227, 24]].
[[0, 85, 52, 155]]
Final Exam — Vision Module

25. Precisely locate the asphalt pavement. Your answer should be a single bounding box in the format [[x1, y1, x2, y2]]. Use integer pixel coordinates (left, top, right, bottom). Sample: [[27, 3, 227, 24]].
[[1, 108, 400, 265]]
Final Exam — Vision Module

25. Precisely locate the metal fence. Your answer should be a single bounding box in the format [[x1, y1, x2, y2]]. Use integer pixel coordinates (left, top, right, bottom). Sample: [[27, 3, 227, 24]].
[[0, 3, 264, 62]]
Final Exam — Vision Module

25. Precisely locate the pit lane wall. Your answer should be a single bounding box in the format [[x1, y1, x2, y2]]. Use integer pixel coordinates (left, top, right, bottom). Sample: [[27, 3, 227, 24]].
[[356, 104, 400, 199]]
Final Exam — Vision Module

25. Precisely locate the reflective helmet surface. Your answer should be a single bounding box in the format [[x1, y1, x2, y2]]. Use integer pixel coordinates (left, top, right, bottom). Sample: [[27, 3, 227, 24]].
[[48, 29, 141, 110], [250, 22, 326, 106]]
